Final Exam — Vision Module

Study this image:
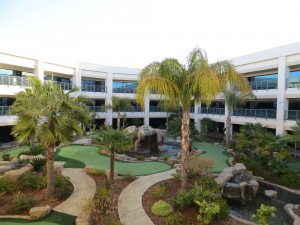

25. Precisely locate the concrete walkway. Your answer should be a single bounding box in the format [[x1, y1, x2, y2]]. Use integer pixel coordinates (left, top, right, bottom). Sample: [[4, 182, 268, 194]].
[[54, 168, 96, 216], [118, 169, 175, 225]]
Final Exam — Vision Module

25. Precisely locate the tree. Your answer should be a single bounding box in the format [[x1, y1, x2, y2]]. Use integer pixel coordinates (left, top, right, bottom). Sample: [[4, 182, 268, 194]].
[[212, 61, 254, 148], [135, 48, 221, 189], [111, 96, 133, 130], [11, 76, 91, 198], [284, 120, 300, 156], [92, 127, 132, 183], [158, 101, 180, 135]]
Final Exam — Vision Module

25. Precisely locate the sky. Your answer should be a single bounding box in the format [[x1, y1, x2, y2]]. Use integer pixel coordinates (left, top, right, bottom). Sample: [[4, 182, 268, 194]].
[[0, 0, 299, 68]]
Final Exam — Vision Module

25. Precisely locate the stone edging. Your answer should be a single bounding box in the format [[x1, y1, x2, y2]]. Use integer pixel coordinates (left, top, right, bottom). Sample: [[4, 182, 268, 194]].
[[284, 204, 300, 225], [229, 215, 256, 225]]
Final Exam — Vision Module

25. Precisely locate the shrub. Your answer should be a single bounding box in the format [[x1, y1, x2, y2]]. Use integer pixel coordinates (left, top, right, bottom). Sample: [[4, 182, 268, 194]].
[[0, 177, 19, 194], [94, 185, 113, 215], [151, 186, 166, 199], [278, 172, 300, 188], [151, 200, 173, 217], [160, 181, 171, 189], [165, 212, 185, 225], [163, 155, 171, 161], [23, 172, 47, 190], [172, 191, 193, 208], [9, 192, 37, 214], [18, 146, 45, 157], [250, 204, 276, 225], [123, 173, 137, 181], [136, 155, 145, 161], [101, 215, 124, 225], [214, 199, 229, 219], [187, 153, 214, 177], [1, 153, 10, 161], [54, 175, 73, 200], [29, 157, 46, 171], [88, 168, 103, 175], [195, 200, 220, 225]]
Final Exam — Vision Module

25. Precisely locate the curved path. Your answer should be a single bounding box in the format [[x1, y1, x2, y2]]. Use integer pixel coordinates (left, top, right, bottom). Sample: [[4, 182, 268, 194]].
[[54, 168, 96, 216], [118, 169, 175, 225]]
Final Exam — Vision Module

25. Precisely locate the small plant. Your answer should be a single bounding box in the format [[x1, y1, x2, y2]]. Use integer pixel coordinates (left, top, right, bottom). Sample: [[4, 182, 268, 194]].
[[9, 191, 37, 214], [1, 153, 10, 161], [250, 204, 276, 225], [151, 186, 166, 199], [187, 153, 214, 177], [23, 172, 47, 190], [101, 215, 124, 225], [136, 155, 145, 161], [165, 212, 185, 225], [0, 177, 19, 194], [54, 175, 73, 200], [89, 168, 103, 175], [163, 155, 171, 161], [95, 185, 113, 215], [18, 146, 45, 157], [151, 200, 173, 217], [172, 191, 193, 208], [160, 181, 171, 189], [29, 157, 46, 171], [195, 200, 220, 225], [278, 172, 300, 188], [123, 173, 137, 181]]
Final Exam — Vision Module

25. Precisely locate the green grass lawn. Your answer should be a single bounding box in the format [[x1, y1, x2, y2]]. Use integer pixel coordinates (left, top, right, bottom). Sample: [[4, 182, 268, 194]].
[[0, 146, 29, 159], [192, 142, 230, 173], [0, 211, 75, 225], [55, 145, 172, 176]]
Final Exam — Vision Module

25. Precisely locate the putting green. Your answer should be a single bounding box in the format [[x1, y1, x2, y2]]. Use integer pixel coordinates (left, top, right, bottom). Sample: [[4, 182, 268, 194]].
[[0, 146, 29, 159], [0, 211, 75, 225], [55, 145, 172, 176]]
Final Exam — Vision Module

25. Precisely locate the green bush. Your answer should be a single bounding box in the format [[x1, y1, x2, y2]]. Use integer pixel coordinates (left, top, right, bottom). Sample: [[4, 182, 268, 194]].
[[278, 172, 300, 188], [29, 157, 46, 172], [0, 177, 19, 194], [1, 153, 10, 161], [251, 204, 276, 225], [123, 173, 137, 181], [9, 192, 37, 214], [214, 199, 229, 219], [195, 200, 220, 225], [160, 181, 171, 189], [95, 185, 113, 215], [165, 212, 185, 225], [151, 186, 166, 199], [172, 191, 193, 208], [136, 155, 145, 161], [151, 200, 173, 217], [163, 155, 171, 161], [101, 215, 124, 225], [54, 175, 73, 200], [23, 172, 47, 190]]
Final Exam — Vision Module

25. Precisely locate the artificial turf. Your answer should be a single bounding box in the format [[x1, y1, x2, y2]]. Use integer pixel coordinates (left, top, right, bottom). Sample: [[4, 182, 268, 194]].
[[0, 146, 29, 159], [54, 145, 172, 176], [0, 211, 75, 225]]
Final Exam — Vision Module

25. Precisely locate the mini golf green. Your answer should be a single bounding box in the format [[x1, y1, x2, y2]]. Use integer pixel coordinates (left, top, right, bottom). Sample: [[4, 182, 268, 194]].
[[0, 211, 75, 225], [54, 145, 172, 176], [0, 146, 29, 159]]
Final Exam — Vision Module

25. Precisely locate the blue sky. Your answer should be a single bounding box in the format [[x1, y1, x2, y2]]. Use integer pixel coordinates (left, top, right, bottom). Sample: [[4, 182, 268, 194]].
[[0, 0, 299, 68]]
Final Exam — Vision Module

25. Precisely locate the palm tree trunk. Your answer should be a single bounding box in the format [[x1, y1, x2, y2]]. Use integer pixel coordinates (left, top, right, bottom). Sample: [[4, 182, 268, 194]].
[[110, 149, 115, 183], [45, 144, 55, 199], [117, 112, 121, 130], [226, 106, 232, 148], [180, 109, 190, 190]]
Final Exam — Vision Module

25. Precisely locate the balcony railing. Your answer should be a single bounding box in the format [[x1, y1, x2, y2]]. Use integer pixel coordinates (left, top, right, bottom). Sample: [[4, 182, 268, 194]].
[[113, 87, 136, 93], [0, 106, 10, 116], [122, 106, 143, 112], [52, 81, 73, 90], [199, 107, 225, 115], [89, 106, 106, 113], [232, 108, 276, 119], [81, 85, 106, 93], [150, 106, 165, 112], [286, 78, 300, 89], [0, 75, 31, 87], [285, 110, 300, 120], [249, 79, 277, 91]]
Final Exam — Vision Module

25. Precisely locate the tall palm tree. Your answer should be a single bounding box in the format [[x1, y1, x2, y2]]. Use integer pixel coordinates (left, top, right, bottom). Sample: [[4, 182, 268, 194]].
[[136, 48, 221, 189], [212, 61, 254, 148], [111, 96, 133, 130], [92, 127, 132, 183], [11, 76, 91, 198]]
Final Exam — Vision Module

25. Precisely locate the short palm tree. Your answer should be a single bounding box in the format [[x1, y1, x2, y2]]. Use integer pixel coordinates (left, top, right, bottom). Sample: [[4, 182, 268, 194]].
[[111, 96, 133, 130], [11, 76, 91, 198], [136, 48, 221, 189], [92, 127, 132, 183], [284, 120, 300, 156]]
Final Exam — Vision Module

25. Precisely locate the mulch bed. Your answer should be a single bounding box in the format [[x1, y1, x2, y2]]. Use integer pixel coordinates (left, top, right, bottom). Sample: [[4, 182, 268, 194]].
[[142, 177, 242, 225]]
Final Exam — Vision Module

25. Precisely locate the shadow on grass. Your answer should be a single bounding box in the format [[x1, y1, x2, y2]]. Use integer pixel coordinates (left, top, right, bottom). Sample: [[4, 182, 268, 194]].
[[0, 211, 76, 225], [54, 149, 85, 168]]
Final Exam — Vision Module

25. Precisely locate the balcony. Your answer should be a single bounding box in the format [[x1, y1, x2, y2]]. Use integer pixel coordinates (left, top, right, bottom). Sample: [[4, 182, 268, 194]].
[[286, 78, 300, 89], [113, 87, 136, 93], [232, 108, 276, 119], [52, 81, 73, 90], [89, 106, 106, 113], [122, 106, 143, 112], [150, 106, 165, 112], [81, 85, 106, 93], [285, 110, 300, 120], [199, 107, 225, 115], [0, 75, 31, 87], [0, 106, 10, 116], [249, 79, 277, 91]]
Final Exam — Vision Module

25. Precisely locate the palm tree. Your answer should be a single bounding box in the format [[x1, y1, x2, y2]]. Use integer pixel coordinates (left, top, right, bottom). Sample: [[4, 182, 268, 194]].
[[136, 48, 221, 189], [158, 101, 180, 135], [92, 127, 132, 183], [111, 96, 133, 130], [212, 61, 254, 148], [285, 120, 300, 157], [11, 76, 91, 198]]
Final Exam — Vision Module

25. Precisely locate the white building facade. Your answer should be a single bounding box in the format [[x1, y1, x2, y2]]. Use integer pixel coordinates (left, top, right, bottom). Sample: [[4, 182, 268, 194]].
[[1, 42, 300, 142]]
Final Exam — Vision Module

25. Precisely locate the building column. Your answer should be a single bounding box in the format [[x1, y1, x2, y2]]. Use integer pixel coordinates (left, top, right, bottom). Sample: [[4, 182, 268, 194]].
[[74, 67, 82, 97], [144, 96, 150, 126], [276, 56, 289, 135], [106, 72, 113, 125], [34, 60, 44, 81]]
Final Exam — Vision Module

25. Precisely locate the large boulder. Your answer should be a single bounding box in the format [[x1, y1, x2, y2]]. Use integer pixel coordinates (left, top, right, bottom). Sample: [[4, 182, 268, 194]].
[[0, 165, 11, 174], [29, 205, 52, 220], [54, 161, 65, 175]]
